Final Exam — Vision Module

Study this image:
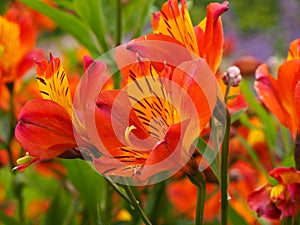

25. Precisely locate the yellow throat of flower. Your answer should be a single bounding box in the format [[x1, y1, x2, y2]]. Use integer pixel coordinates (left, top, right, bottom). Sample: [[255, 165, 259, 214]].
[[270, 183, 286, 202]]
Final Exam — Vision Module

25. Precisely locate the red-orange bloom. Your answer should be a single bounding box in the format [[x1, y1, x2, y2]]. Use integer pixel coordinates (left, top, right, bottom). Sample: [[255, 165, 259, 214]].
[[14, 54, 92, 170], [248, 167, 300, 219], [152, 0, 228, 73], [85, 43, 218, 183], [255, 38, 300, 139]]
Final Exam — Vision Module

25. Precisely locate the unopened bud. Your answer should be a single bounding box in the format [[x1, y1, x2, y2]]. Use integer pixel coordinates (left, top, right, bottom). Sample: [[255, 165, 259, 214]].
[[222, 66, 242, 87]]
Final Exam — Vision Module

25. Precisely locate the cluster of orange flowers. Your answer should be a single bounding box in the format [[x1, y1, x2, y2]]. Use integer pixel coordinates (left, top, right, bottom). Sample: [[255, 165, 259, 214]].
[[1, 0, 300, 224]]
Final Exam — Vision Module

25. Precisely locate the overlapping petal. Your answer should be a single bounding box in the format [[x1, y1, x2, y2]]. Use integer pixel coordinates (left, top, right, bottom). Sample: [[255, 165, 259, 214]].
[[255, 59, 300, 138], [15, 99, 76, 159], [195, 1, 228, 73], [151, 0, 228, 74]]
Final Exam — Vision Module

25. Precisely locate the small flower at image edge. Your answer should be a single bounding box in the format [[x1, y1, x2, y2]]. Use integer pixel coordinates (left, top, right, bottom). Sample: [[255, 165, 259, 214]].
[[248, 167, 300, 219]]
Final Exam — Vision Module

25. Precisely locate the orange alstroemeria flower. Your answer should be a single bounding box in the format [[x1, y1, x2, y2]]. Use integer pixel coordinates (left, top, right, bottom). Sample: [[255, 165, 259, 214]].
[[255, 38, 300, 139], [248, 167, 300, 220], [86, 42, 218, 183], [152, 0, 228, 74], [14, 54, 95, 170]]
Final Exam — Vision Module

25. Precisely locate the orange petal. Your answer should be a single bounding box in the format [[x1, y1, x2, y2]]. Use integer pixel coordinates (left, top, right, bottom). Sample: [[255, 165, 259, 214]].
[[296, 81, 300, 131], [172, 59, 217, 132], [93, 146, 149, 178], [195, 1, 228, 73], [115, 33, 194, 85], [15, 99, 77, 159], [287, 38, 300, 60], [276, 60, 300, 137], [152, 0, 199, 55], [254, 64, 287, 130], [92, 90, 151, 153]]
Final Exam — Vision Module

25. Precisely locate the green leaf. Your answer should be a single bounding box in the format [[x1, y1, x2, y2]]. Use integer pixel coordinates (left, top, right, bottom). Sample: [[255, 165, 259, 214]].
[[62, 159, 106, 225], [125, 0, 154, 37], [194, 137, 220, 183], [231, 107, 248, 124], [237, 135, 269, 179], [20, 0, 100, 56], [0, 211, 22, 225], [228, 206, 248, 225], [42, 188, 74, 225], [241, 81, 277, 152], [73, 0, 109, 51]]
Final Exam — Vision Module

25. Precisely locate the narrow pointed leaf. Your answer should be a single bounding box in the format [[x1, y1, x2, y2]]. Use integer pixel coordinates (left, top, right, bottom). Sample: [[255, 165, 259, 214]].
[[20, 0, 100, 56]]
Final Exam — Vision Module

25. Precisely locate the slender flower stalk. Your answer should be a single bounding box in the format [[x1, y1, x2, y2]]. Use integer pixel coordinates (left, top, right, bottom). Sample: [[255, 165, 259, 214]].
[[294, 133, 300, 170], [187, 168, 206, 225], [294, 133, 300, 224], [6, 82, 25, 223], [221, 109, 231, 225], [122, 184, 152, 225], [6, 82, 16, 170], [220, 66, 239, 224]]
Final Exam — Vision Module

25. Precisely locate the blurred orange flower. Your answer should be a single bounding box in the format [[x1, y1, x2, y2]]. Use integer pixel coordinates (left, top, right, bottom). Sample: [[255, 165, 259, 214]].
[[255, 38, 300, 139]]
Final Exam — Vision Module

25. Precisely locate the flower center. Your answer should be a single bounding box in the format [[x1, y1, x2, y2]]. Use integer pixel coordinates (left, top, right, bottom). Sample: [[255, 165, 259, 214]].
[[132, 96, 179, 141], [270, 183, 286, 203]]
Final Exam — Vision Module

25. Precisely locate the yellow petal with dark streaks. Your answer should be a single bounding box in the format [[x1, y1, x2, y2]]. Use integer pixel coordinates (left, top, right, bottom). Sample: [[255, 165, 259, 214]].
[[35, 54, 73, 117], [152, 0, 199, 55], [126, 61, 180, 140]]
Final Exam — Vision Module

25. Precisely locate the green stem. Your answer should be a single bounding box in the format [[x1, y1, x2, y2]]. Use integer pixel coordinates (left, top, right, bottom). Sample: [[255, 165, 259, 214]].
[[221, 109, 231, 225], [6, 82, 16, 170], [113, 0, 122, 89], [293, 133, 300, 224], [115, 0, 122, 46], [187, 170, 206, 225], [6, 83, 25, 224], [104, 176, 132, 205], [294, 133, 300, 170], [286, 216, 293, 225], [294, 213, 300, 225], [122, 185, 152, 225], [224, 83, 231, 104]]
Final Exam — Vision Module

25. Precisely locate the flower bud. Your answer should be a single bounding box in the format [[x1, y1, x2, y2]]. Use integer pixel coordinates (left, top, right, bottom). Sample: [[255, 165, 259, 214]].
[[222, 66, 242, 87]]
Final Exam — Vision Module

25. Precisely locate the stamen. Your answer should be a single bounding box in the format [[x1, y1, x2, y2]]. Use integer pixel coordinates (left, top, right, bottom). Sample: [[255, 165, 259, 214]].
[[16, 152, 33, 165], [125, 125, 137, 146]]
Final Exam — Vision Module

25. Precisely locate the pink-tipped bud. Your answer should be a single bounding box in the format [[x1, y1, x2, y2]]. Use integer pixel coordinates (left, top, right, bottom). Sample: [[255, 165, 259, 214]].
[[222, 66, 242, 87]]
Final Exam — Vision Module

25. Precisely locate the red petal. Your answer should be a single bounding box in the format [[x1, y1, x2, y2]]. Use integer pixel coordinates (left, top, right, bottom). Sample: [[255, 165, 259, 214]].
[[83, 55, 94, 71], [270, 167, 300, 185], [15, 99, 76, 159], [91, 90, 152, 153], [254, 64, 287, 129], [247, 184, 281, 220], [16, 48, 45, 79]]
